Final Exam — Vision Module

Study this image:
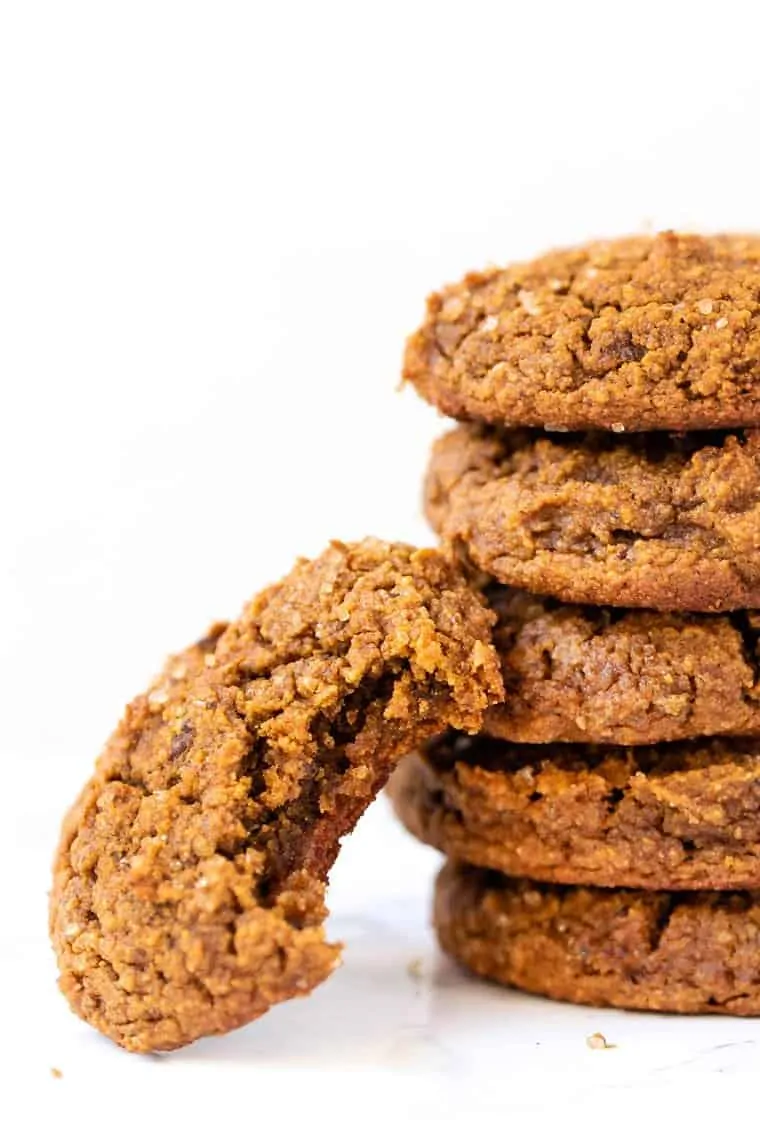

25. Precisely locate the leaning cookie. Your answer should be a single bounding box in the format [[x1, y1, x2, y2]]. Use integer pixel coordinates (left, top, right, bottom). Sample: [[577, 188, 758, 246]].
[[50, 539, 502, 1053], [435, 862, 760, 1015], [485, 587, 760, 745], [425, 423, 760, 611], [405, 231, 760, 431], [389, 734, 760, 890]]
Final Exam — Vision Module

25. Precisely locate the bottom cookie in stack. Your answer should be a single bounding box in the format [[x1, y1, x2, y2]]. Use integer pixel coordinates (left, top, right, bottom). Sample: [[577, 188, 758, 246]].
[[434, 861, 760, 1015], [388, 732, 760, 1014]]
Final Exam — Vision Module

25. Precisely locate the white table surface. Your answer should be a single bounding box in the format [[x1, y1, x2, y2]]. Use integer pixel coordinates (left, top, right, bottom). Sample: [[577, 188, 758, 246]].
[[9, 785, 760, 1136]]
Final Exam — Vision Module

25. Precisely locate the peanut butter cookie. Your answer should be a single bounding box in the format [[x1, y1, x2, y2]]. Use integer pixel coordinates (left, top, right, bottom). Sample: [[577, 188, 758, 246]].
[[51, 540, 502, 1052], [406, 232, 760, 431], [425, 424, 760, 611], [484, 587, 760, 744], [390, 733, 760, 890], [436, 861, 760, 1015]]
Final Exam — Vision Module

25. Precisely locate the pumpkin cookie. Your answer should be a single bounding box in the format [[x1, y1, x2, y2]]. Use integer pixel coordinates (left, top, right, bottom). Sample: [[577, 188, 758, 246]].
[[484, 587, 760, 745], [425, 424, 760, 611], [435, 861, 760, 1015], [390, 733, 760, 890], [405, 232, 760, 431], [50, 539, 502, 1052]]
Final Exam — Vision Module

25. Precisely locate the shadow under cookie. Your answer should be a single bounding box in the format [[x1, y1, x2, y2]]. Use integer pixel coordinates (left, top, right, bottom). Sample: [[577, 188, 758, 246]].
[[389, 733, 760, 890], [435, 861, 760, 1016]]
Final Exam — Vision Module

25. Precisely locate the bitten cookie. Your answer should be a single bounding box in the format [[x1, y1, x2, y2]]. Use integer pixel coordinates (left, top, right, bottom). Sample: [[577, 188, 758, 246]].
[[51, 539, 502, 1052], [435, 861, 760, 1015], [484, 587, 760, 745], [405, 231, 760, 431], [425, 424, 760, 611], [389, 733, 760, 890]]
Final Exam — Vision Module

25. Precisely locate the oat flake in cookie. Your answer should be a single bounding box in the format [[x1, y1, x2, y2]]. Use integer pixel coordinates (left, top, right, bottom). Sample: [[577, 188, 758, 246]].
[[50, 539, 502, 1053], [435, 862, 760, 1015], [405, 232, 760, 431], [425, 424, 760, 612]]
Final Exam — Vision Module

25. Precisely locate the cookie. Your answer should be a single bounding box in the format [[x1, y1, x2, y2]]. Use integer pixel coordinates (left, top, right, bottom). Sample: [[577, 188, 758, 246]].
[[425, 423, 760, 611], [389, 733, 760, 890], [435, 861, 760, 1015], [405, 231, 760, 431], [50, 539, 503, 1052], [484, 586, 760, 745]]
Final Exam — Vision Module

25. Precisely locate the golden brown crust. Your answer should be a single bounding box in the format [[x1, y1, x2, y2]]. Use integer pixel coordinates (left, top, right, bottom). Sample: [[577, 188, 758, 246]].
[[50, 540, 503, 1053], [405, 232, 760, 431], [425, 424, 760, 611], [435, 862, 760, 1015], [484, 587, 760, 744], [389, 734, 760, 890]]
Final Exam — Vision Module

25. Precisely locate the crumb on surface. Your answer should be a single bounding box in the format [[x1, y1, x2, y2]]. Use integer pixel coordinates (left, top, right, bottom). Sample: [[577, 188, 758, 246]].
[[407, 957, 424, 980], [51, 1067, 63, 1079], [586, 1032, 616, 1051]]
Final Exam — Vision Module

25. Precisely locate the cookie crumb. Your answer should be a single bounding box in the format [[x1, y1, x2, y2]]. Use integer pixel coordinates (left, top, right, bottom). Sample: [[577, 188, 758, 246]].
[[51, 1067, 63, 1079], [407, 957, 424, 980], [586, 1032, 615, 1050]]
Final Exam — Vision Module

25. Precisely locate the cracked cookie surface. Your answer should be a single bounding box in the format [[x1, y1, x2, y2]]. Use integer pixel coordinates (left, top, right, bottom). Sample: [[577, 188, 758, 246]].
[[483, 587, 760, 744], [50, 539, 502, 1052], [425, 424, 760, 611], [390, 734, 760, 890], [405, 231, 760, 431], [435, 861, 760, 1014]]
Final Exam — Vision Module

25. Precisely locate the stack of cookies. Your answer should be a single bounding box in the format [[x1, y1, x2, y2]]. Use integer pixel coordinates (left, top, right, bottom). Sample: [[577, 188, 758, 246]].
[[390, 232, 760, 1014]]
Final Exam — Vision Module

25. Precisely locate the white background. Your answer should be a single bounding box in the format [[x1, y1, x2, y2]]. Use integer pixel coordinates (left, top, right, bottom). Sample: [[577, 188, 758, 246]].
[[4, 1, 760, 1134]]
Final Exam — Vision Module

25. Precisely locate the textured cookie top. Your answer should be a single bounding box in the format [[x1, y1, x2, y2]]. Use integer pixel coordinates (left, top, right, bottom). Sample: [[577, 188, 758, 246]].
[[405, 232, 760, 430], [390, 734, 760, 890], [484, 587, 760, 744], [51, 539, 502, 1053], [425, 424, 760, 611]]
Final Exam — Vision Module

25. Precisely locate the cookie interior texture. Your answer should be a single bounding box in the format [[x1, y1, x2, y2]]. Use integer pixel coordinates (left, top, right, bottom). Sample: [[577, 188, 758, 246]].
[[435, 861, 760, 1015], [50, 539, 502, 1052], [484, 586, 760, 744], [425, 423, 760, 611], [389, 734, 760, 890], [405, 231, 760, 431]]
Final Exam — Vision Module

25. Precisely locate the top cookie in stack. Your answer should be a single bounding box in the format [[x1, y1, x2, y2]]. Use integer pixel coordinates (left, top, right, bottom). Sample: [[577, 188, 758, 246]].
[[392, 233, 760, 1014], [405, 231, 760, 433]]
